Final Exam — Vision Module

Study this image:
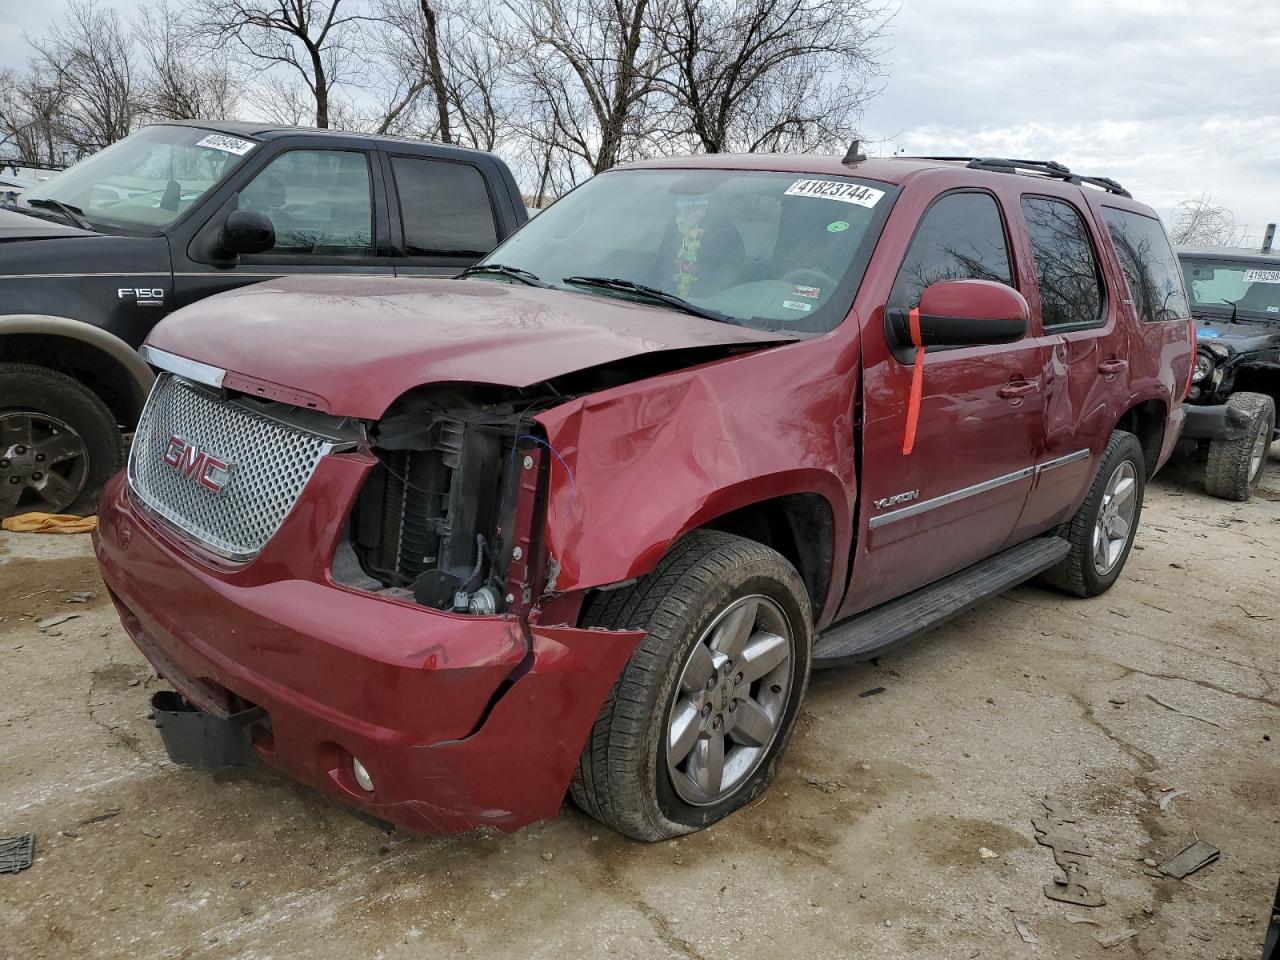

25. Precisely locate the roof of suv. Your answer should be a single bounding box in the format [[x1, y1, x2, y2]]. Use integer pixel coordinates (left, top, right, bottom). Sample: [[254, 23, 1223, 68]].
[[619, 153, 1158, 215]]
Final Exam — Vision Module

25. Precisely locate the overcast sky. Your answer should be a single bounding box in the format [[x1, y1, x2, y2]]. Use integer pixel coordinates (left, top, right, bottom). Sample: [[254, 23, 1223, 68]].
[[3, 0, 1277, 232], [861, 0, 1280, 234]]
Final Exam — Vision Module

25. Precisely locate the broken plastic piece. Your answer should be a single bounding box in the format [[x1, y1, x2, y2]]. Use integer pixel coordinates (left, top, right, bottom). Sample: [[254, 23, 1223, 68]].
[[1014, 919, 1040, 945], [0, 834, 34, 873], [1095, 929, 1138, 948], [1159, 839, 1220, 879]]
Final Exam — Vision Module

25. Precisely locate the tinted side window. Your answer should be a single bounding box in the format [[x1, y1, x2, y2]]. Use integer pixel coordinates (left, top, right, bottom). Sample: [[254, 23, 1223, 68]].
[[889, 192, 1013, 308], [391, 157, 498, 257], [240, 150, 373, 256], [1021, 197, 1104, 328], [1102, 207, 1190, 322]]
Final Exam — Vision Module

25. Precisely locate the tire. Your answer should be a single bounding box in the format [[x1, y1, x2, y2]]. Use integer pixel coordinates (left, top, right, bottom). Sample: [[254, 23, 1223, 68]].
[[0, 362, 124, 519], [1041, 430, 1145, 598], [570, 530, 813, 841], [1204, 392, 1275, 501]]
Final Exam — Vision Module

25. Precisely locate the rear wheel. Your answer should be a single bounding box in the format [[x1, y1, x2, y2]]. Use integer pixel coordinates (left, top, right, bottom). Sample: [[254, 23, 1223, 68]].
[[1041, 430, 1145, 598], [1204, 392, 1274, 501], [0, 363, 124, 518], [570, 530, 812, 841]]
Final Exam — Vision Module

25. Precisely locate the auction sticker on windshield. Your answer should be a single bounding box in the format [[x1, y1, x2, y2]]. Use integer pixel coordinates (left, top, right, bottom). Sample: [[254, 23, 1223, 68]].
[[1243, 268, 1280, 284], [785, 179, 884, 207], [195, 134, 256, 156]]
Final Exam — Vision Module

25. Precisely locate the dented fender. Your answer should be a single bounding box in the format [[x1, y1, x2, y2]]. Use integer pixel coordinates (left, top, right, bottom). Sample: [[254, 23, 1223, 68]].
[[535, 334, 860, 625]]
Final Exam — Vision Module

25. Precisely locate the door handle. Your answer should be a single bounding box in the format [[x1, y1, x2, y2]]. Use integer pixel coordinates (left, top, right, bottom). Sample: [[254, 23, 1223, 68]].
[[1098, 359, 1128, 375], [998, 380, 1040, 400]]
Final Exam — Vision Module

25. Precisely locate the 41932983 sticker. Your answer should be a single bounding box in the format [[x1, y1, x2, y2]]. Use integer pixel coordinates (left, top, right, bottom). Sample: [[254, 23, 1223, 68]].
[[784, 179, 885, 208], [1243, 268, 1280, 284]]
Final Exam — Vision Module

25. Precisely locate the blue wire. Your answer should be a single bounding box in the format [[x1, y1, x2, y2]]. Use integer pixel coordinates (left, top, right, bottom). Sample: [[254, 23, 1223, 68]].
[[515, 434, 578, 516]]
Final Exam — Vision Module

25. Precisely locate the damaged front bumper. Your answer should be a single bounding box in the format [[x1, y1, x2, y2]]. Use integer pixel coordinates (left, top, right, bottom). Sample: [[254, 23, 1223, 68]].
[[93, 471, 640, 834], [1180, 402, 1253, 441]]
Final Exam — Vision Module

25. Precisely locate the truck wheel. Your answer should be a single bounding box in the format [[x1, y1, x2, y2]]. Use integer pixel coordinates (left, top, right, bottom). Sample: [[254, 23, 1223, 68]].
[[570, 530, 813, 841], [1204, 392, 1275, 501], [0, 363, 124, 519], [1041, 430, 1145, 598]]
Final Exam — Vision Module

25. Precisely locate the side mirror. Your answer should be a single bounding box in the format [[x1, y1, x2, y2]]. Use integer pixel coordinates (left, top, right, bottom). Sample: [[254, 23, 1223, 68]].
[[889, 279, 1030, 349], [219, 209, 275, 255]]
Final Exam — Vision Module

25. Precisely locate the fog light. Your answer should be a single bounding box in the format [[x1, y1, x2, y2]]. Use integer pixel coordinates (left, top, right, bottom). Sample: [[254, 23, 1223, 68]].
[[352, 756, 375, 792]]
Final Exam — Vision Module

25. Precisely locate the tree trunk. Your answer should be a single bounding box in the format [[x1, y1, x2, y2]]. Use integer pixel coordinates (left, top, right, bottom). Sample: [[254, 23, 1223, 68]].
[[419, 0, 452, 143], [309, 45, 329, 128]]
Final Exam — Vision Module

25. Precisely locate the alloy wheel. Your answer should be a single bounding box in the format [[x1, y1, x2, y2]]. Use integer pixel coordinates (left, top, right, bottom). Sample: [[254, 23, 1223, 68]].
[[666, 595, 794, 807], [1091, 459, 1137, 576], [0, 411, 90, 516], [1249, 419, 1270, 482]]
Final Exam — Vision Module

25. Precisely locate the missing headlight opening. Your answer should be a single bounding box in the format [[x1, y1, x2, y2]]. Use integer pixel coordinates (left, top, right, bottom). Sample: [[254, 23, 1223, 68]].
[[346, 387, 553, 615]]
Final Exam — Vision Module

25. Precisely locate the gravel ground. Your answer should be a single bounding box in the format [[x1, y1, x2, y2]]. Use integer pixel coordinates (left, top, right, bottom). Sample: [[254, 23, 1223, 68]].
[[2, 454, 1278, 960]]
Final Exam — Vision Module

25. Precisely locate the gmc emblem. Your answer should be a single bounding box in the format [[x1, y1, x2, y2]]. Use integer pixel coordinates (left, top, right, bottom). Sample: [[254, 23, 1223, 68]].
[[161, 435, 231, 493]]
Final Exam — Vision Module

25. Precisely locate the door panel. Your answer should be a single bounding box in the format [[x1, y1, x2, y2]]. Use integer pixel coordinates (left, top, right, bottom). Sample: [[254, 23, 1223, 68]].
[[1013, 191, 1125, 537], [840, 188, 1044, 618], [172, 146, 393, 309], [846, 337, 1045, 616]]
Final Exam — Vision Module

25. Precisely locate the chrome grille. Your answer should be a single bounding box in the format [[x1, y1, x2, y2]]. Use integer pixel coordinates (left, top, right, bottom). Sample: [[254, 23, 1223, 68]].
[[127, 374, 334, 560]]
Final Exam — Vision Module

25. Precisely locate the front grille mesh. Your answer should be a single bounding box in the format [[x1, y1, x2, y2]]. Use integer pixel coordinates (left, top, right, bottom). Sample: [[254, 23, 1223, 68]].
[[128, 375, 333, 560]]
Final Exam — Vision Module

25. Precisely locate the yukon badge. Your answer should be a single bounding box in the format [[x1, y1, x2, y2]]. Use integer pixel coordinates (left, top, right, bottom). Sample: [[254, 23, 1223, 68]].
[[161, 435, 231, 493], [873, 489, 920, 510]]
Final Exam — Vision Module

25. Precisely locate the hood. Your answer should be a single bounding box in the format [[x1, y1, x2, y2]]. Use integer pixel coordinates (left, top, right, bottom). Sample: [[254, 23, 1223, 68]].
[[1195, 315, 1280, 352], [146, 275, 795, 418], [0, 205, 97, 241]]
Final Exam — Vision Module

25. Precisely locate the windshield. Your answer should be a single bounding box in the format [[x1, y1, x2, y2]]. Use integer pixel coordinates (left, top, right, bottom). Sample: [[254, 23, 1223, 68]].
[[476, 168, 893, 333], [13, 125, 256, 232], [1181, 257, 1280, 321]]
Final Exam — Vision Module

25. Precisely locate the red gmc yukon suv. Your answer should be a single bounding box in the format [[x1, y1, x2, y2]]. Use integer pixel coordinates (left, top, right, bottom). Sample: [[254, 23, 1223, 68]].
[[94, 152, 1194, 841]]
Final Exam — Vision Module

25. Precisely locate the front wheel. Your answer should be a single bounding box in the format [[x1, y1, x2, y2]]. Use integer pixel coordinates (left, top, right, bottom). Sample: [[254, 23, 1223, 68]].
[[570, 530, 813, 841], [1041, 430, 1145, 598], [1204, 392, 1275, 501], [0, 363, 124, 519]]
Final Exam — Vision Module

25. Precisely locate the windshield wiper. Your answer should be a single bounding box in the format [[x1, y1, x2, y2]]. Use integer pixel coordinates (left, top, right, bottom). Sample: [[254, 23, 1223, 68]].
[[1219, 297, 1239, 323], [459, 263, 548, 287], [25, 197, 94, 231], [563, 276, 739, 325]]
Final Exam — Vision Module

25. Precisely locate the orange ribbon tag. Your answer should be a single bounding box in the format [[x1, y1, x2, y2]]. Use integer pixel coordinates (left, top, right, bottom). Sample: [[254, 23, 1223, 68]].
[[902, 307, 924, 455]]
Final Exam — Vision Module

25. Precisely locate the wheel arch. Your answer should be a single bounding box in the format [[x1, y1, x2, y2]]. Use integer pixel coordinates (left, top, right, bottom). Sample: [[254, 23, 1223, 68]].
[[1114, 397, 1168, 479], [0, 315, 153, 425], [1228, 365, 1280, 414], [695, 491, 837, 624]]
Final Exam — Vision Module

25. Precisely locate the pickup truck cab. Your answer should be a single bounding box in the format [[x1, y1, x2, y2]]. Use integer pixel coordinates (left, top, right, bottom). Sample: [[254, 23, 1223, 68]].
[[95, 152, 1193, 841], [0, 120, 526, 517]]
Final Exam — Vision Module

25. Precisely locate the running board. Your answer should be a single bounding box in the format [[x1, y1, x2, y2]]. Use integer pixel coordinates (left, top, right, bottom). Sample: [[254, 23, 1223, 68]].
[[813, 536, 1070, 668]]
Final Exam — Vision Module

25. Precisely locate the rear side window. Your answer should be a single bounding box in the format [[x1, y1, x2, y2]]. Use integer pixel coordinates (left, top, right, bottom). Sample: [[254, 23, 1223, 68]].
[[1102, 207, 1190, 322], [1021, 197, 1104, 329], [391, 157, 498, 257], [889, 191, 1013, 308]]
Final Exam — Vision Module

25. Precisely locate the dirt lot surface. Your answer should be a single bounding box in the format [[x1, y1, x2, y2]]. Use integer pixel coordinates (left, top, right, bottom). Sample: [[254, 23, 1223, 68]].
[[2, 456, 1278, 960]]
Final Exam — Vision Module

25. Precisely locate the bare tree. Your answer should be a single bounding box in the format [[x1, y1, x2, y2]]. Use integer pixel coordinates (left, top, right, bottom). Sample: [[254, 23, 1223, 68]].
[[135, 3, 244, 121], [1170, 194, 1241, 247], [0, 65, 70, 167], [372, 0, 454, 139], [505, 0, 669, 174], [658, 0, 885, 154], [28, 0, 143, 154], [195, 0, 371, 128]]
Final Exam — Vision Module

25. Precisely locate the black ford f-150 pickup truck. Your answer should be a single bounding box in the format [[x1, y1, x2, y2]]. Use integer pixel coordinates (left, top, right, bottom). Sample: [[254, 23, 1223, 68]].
[[0, 120, 527, 517]]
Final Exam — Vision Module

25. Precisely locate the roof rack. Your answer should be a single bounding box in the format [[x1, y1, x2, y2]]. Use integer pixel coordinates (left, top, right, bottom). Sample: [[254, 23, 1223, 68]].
[[907, 156, 1132, 199]]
